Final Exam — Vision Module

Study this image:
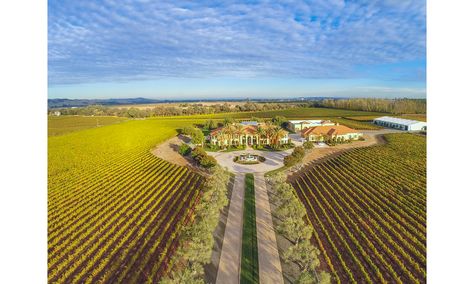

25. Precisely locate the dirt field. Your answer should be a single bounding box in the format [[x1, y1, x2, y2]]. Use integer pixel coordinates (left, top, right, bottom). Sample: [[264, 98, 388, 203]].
[[151, 135, 196, 167]]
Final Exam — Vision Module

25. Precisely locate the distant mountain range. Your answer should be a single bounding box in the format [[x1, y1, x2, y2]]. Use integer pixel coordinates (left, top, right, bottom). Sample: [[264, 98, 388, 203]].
[[47, 97, 344, 109]]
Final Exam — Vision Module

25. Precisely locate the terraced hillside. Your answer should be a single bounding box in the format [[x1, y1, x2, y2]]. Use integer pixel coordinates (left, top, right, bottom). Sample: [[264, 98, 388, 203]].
[[48, 118, 206, 283], [290, 134, 426, 283]]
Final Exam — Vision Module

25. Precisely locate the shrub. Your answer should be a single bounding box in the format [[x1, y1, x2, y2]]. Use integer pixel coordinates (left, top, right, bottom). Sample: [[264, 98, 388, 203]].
[[200, 155, 217, 168], [303, 141, 314, 150], [284, 155, 298, 167], [191, 146, 207, 162], [178, 143, 191, 156], [182, 126, 194, 135], [204, 119, 217, 130], [292, 146, 305, 161], [190, 128, 204, 145]]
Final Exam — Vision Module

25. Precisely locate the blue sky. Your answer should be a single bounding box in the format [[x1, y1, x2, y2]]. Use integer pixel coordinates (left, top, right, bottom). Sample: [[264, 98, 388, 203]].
[[48, 0, 426, 99]]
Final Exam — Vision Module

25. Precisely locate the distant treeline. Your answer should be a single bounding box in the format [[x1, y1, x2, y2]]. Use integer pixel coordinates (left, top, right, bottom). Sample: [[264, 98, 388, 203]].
[[49, 102, 308, 118], [313, 98, 426, 114]]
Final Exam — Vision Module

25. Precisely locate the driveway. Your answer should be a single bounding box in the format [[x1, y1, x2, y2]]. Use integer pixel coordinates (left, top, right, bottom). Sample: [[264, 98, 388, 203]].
[[207, 149, 292, 174], [289, 133, 304, 146]]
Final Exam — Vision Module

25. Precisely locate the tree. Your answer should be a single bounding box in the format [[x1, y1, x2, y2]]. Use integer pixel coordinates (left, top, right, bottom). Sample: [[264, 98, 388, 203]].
[[222, 124, 234, 143], [296, 271, 314, 284], [191, 146, 207, 162], [223, 117, 235, 126], [204, 120, 216, 130], [272, 127, 288, 147], [182, 126, 194, 135], [190, 128, 205, 145], [318, 272, 332, 284], [284, 155, 298, 167], [127, 107, 140, 118], [292, 146, 305, 161], [283, 239, 320, 272], [233, 124, 244, 146], [160, 262, 205, 284], [199, 155, 217, 168], [178, 143, 191, 156], [272, 115, 288, 127], [303, 141, 314, 150]]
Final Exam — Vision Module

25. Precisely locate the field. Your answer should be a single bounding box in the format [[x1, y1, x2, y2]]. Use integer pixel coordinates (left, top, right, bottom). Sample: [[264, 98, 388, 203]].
[[240, 174, 259, 284], [48, 117, 208, 283], [290, 134, 426, 283], [345, 114, 427, 123], [48, 116, 128, 136], [330, 117, 381, 130], [169, 107, 386, 120]]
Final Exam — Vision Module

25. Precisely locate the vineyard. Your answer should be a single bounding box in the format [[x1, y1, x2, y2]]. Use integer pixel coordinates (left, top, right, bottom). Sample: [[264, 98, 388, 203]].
[[48, 115, 128, 136], [48, 117, 207, 283], [171, 107, 386, 120], [290, 133, 426, 283]]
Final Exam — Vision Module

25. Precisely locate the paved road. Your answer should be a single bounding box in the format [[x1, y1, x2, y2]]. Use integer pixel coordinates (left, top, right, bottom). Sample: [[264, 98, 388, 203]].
[[216, 173, 245, 284], [254, 173, 284, 284]]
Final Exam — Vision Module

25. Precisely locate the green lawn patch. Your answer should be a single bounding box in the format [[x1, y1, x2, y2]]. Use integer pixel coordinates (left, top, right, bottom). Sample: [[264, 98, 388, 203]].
[[240, 173, 259, 284]]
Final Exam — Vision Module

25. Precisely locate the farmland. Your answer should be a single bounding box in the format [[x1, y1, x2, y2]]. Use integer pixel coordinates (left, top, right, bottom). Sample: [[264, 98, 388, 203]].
[[47, 106, 412, 283], [165, 107, 386, 120], [290, 134, 426, 283], [48, 115, 128, 136], [48, 117, 208, 283]]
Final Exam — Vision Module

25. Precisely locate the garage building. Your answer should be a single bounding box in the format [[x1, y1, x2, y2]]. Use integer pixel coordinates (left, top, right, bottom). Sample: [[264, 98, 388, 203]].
[[373, 116, 427, 131]]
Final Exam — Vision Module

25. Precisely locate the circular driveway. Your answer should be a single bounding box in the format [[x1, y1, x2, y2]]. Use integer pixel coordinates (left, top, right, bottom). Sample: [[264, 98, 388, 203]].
[[207, 149, 292, 173]]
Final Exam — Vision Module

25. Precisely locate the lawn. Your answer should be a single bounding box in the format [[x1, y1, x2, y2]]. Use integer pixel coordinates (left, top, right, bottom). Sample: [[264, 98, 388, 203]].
[[240, 173, 259, 284]]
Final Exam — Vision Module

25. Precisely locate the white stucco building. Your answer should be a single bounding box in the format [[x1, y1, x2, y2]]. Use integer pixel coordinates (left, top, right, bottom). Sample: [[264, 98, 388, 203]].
[[288, 120, 335, 132], [373, 116, 427, 131]]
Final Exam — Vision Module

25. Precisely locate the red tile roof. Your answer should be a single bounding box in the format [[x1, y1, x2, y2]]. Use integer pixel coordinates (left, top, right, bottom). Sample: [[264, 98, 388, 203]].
[[302, 125, 360, 137]]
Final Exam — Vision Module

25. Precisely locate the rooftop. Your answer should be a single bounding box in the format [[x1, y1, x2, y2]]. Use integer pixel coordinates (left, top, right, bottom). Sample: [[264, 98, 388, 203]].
[[289, 120, 323, 124], [374, 116, 426, 125], [240, 121, 259, 126], [302, 125, 360, 136]]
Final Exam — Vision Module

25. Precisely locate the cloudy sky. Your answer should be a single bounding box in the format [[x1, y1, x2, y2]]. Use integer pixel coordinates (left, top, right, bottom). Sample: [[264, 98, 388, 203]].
[[48, 0, 426, 99]]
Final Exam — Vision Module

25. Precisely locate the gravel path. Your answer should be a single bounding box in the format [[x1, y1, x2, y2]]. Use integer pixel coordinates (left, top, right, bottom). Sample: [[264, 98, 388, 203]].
[[254, 173, 284, 284], [216, 173, 245, 284]]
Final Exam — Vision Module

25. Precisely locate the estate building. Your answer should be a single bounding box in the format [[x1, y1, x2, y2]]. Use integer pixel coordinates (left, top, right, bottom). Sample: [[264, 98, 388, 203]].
[[301, 124, 362, 142], [209, 122, 289, 147], [373, 116, 427, 131], [288, 120, 335, 132]]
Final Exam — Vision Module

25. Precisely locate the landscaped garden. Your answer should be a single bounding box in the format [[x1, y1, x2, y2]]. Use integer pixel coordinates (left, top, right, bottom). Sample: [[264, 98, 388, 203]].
[[233, 153, 266, 165], [240, 173, 259, 284]]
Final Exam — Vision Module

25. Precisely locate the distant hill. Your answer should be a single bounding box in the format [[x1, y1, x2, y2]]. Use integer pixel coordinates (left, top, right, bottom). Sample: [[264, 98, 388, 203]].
[[47, 96, 344, 109], [47, 98, 164, 108]]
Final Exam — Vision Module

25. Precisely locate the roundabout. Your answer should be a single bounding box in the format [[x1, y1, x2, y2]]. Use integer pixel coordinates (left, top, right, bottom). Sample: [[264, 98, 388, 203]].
[[207, 149, 292, 173], [233, 153, 266, 164]]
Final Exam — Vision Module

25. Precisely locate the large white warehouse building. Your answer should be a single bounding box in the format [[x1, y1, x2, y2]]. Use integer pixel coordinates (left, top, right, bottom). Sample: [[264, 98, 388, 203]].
[[374, 116, 427, 131]]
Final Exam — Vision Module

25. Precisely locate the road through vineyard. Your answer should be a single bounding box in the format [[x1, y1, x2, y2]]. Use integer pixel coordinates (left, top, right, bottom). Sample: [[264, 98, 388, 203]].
[[290, 134, 426, 284], [48, 118, 207, 283]]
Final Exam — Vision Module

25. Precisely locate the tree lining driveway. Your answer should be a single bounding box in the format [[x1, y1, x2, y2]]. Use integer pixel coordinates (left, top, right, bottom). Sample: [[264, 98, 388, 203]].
[[207, 149, 292, 174]]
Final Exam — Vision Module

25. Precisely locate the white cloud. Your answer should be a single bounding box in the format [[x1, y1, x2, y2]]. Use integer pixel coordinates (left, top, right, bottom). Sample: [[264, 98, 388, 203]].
[[48, 0, 426, 84]]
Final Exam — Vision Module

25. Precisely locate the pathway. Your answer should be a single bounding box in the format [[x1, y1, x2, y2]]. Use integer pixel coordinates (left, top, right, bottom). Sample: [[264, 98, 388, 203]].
[[254, 173, 284, 284], [216, 173, 245, 284]]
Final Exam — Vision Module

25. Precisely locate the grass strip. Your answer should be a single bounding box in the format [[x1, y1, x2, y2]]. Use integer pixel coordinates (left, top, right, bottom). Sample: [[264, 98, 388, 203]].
[[240, 173, 259, 284]]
